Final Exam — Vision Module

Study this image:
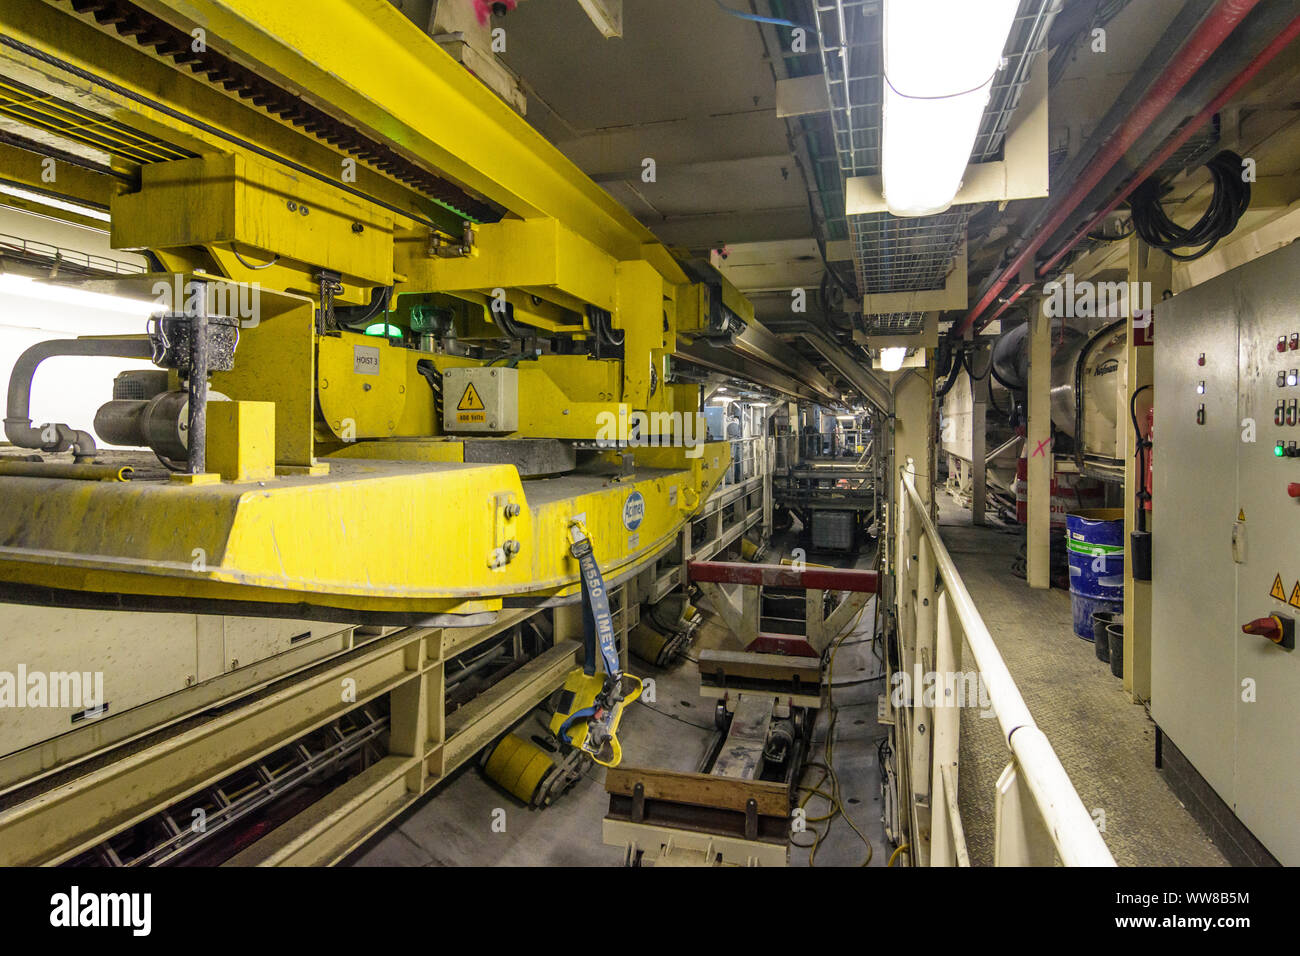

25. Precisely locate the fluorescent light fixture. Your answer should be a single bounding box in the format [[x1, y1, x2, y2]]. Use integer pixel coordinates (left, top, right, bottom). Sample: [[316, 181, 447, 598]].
[[0, 273, 157, 317], [0, 183, 111, 223], [879, 346, 908, 371], [881, 0, 1020, 217]]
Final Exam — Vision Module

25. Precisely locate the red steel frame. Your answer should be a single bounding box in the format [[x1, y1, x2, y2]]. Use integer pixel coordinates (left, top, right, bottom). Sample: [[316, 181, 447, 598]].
[[688, 561, 877, 657], [687, 561, 878, 593]]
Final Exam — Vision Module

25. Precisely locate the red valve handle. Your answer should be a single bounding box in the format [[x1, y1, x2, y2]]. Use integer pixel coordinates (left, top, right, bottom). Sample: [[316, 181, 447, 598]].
[[1243, 616, 1284, 643]]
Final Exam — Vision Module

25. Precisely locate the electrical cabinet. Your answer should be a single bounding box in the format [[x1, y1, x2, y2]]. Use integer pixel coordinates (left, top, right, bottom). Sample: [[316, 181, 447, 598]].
[[1153, 239, 1300, 864], [441, 366, 518, 434]]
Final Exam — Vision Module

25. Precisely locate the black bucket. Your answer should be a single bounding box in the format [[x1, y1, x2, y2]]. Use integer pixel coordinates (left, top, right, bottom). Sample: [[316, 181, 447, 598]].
[[1106, 622, 1124, 679], [1092, 610, 1122, 662]]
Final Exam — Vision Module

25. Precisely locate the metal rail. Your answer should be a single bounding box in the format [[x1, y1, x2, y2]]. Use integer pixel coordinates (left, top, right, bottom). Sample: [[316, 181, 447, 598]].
[[894, 466, 1114, 866]]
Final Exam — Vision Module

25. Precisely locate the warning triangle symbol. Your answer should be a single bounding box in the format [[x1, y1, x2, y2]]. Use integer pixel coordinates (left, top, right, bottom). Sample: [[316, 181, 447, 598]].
[[1271, 573, 1287, 601], [1290, 582, 1300, 610], [457, 382, 485, 411]]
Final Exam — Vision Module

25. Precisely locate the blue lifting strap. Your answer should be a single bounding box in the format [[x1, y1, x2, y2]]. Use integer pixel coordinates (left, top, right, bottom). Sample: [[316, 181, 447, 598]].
[[569, 529, 621, 682]]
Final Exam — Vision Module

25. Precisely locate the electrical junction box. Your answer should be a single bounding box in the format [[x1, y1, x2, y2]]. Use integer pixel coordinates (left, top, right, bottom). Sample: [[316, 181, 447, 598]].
[[1152, 239, 1300, 864], [442, 366, 518, 434]]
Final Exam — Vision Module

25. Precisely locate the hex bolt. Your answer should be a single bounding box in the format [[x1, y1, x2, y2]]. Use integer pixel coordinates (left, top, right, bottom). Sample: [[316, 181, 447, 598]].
[[352, 222, 365, 233], [287, 201, 298, 212], [504, 539, 521, 556], [504, 503, 521, 518]]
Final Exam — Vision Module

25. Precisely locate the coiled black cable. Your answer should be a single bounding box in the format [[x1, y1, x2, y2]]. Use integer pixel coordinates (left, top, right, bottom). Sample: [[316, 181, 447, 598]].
[[935, 348, 965, 399], [1129, 150, 1250, 261]]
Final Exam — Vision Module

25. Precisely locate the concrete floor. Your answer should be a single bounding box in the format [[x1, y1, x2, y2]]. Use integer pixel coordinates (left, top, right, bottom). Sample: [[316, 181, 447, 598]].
[[349, 539, 892, 867], [940, 497, 1228, 866]]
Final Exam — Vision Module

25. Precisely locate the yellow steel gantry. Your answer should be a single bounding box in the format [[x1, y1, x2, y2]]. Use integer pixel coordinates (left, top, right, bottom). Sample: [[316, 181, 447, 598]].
[[0, 0, 825, 621]]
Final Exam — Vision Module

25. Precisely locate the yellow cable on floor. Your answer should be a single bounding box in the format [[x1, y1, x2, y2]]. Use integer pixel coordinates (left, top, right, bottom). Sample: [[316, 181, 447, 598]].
[[793, 599, 876, 867], [888, 843, 910, 867]]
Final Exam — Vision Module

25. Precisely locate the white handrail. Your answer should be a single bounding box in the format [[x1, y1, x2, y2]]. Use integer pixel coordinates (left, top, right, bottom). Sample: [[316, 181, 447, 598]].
[[898, 470, 1115, 867]]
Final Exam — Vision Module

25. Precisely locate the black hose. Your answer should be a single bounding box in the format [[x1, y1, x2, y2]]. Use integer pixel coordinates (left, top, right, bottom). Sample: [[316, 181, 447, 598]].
[[988, 350, 1022, 392], [1130, 383, 1152, 532], [493, 301, 531, 340], [339, 286, 394, 329], [586, 305, 623, 347], [1129, 151, 1250, 261], [987, 372, 1007, 416], [935, 348, 965, 399]]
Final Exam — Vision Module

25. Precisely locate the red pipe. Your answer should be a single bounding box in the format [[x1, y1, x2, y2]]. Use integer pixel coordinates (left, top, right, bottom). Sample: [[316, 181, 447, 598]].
[[688, 560, 879, 593], [986, 282, 1031, 327], [1037, 13, 1300, 277], [955, 0, 1262, 336]]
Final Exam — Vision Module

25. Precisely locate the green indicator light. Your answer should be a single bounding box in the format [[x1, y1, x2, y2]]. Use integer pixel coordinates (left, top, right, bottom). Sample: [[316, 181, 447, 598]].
[[1276, 444, 1286, 457]]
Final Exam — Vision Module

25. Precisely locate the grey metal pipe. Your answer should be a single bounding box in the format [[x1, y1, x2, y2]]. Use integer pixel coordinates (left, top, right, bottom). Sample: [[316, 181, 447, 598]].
[[4, 337, 153, 458], [777, 322, 892, 413], [0, 460, 133, 481]]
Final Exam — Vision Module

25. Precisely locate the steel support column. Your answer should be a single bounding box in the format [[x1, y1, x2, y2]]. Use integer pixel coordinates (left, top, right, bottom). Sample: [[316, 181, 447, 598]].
[[1026, 296, 1052, 589]]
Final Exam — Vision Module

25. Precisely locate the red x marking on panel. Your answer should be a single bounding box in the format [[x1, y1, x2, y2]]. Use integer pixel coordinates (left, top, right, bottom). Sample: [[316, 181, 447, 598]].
[[1032, 438, 1051, 458]]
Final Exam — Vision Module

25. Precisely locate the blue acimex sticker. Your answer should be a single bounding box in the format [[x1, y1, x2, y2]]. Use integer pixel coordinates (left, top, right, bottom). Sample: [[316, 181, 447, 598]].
[[622, 491, 645, 531]]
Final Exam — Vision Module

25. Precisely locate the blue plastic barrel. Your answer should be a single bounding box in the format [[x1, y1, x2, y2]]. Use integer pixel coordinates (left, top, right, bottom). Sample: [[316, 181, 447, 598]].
[[1066, 508, 1124, 640]]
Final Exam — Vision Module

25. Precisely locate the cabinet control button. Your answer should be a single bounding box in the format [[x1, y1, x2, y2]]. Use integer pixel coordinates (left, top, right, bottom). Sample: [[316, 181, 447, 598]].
[[1288, 483, 1300, 498]]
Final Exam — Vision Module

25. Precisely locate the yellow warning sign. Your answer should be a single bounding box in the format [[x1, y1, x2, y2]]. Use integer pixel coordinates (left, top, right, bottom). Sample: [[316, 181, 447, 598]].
[[1290, 581, 1300, 610], [1271, 573, 1288, 602], [457, 383, 485, 412], [1238, 509, 1246, 522]]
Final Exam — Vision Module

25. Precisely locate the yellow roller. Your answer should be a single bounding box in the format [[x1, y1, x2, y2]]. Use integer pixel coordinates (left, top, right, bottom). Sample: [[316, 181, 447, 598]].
[[483, 733, 555, 805], [629, 621, 671, 665]]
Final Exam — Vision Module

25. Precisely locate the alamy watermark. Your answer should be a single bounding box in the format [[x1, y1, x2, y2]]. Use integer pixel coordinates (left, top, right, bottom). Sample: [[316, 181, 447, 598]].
[[1043, 274, 1151, 320], [0, 665, 104, 713], [891, 668, 995, 718], [595, 408, 708, 459], [151, 275, 261, 328]]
